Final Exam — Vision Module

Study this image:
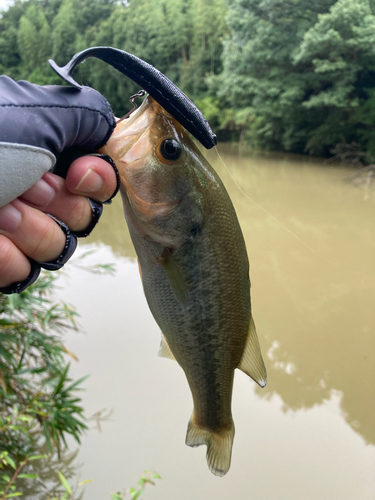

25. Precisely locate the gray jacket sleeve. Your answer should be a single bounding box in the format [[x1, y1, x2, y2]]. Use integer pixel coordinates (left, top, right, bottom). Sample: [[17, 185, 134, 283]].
[[0, 76, 116, 207]]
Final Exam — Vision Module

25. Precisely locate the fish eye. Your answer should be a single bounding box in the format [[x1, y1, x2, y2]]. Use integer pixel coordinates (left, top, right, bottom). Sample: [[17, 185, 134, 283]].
[[158, 139, 182, 162]]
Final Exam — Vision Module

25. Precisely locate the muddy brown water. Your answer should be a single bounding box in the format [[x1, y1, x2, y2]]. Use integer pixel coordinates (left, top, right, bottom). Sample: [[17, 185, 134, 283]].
[[48, 145, 375, 499]]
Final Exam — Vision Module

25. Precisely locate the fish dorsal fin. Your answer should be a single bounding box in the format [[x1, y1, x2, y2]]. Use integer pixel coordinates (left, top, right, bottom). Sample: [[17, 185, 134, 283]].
[[237, 316, 267, 388], [158, 333, 176, 361], [158, 248, 187, 304]]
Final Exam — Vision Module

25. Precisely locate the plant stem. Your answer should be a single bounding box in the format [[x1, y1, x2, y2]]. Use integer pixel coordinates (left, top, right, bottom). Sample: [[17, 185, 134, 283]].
[[1, 459, 28, 500]]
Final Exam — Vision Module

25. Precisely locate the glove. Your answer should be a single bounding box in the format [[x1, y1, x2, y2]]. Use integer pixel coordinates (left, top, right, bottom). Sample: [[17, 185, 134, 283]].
[[0, 75, 116, 207], [0, 76, 118, 294]]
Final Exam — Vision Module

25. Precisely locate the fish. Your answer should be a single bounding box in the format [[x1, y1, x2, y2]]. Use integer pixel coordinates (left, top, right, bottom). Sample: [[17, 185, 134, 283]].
[[99, 95, 267, 476]]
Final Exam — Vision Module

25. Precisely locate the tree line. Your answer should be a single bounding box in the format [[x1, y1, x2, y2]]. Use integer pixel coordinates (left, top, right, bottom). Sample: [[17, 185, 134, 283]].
[[1, 0, 375, 158]]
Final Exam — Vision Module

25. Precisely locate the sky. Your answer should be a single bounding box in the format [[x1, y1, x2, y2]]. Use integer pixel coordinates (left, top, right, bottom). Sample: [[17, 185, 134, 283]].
[[0, 0, 14, 11]]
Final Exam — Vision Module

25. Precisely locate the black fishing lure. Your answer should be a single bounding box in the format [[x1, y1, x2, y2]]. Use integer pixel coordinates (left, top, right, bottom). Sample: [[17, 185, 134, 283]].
[[49, 46, 217, 150]]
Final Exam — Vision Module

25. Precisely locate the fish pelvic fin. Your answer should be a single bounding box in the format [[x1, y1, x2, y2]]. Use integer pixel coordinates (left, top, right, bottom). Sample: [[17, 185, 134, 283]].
[[237, 315, 267, 388], [185, 413, 235, 477], [158, 333, 176, 361]]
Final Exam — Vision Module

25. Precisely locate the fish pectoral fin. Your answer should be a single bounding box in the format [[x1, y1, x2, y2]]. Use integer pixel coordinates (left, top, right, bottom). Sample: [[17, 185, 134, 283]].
[[158, 247, 187, 304], [237, 316, 267, 388], [158, 333, 176, 361], [186, 413, 234, 477]]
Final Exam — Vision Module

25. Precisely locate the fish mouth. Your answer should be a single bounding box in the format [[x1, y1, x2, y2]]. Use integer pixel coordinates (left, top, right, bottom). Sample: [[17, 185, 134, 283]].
[[105, 95, 159, 160]]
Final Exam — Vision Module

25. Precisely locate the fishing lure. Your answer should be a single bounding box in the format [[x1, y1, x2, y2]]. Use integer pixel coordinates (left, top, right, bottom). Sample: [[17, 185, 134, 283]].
[[49, 46, 217, 150]]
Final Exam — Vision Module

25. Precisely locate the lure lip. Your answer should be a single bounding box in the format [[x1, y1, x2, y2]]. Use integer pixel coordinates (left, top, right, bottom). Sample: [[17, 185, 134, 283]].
[[49, 46, 217, 150]]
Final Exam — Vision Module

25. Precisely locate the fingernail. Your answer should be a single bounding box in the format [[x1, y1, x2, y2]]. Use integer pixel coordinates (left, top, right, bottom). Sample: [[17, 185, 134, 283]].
[[74, 168, 103, 193], [0, 204, 22, 232], [20, 179, 55, 207]]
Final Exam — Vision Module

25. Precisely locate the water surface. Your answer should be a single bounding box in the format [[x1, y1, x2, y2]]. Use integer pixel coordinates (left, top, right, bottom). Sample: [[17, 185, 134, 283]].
[[55, 145, 375, 499]]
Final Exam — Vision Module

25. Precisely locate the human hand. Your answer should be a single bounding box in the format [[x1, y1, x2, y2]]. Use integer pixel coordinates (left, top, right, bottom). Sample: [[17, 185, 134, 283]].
[[0, 77, 118, 293], [0, 155, 118, 291]]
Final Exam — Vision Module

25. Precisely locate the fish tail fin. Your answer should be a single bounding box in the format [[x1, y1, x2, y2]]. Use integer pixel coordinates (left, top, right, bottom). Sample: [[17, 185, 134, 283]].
[[185, 413, 235, 477]]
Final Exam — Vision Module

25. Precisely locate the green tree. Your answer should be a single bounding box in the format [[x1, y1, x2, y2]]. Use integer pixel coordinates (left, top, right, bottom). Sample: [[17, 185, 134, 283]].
[[0, 0, 25, 79], [17, 3, 52, 83], [216, 0, 375, 156], [183, 0, 228, 98], [294, 0, 375, 155], [215, 0, 335, 152], [1, 0, 116, 84], [51, 0, 78, 66]]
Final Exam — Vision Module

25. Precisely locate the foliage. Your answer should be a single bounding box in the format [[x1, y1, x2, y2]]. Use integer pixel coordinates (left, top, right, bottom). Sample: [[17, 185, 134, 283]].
[[294, 0, 375, 155], [0, 258, 158, 499], [110, 470, 161, 500], [0, 271, 87, 498], [216, 0, 375, 155], [17, 3, 51, 83], [216, 0, 333, 152]]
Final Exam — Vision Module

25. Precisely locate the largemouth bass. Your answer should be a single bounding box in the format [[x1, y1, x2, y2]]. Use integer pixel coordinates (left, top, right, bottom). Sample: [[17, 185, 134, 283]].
[[99, 96, 267, 476]]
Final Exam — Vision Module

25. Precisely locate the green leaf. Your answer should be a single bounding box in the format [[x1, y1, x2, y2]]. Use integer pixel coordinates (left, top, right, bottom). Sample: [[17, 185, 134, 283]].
[[78, 479, 93, 486], [52, 364, 70, 398], [28, 455, 48, 461], [18, 474, 38, 479], [0, 319, 16, 325], [16, 416, 32, 423], [131, 489, 144, 500], [4, 456, 16, 470], [110, 494, 123, 500], [63, 374, 89, 393], [43, 421, 52, 453], [4, 493, 23, 498], [138, 476, 146, 487], [57, 471, 72, 495]]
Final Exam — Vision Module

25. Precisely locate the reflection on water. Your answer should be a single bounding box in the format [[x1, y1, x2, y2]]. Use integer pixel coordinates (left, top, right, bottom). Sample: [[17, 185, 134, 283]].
[[19, 446, 84, 499], [207, 146, 375, 446], [52, 145, 374, 499]]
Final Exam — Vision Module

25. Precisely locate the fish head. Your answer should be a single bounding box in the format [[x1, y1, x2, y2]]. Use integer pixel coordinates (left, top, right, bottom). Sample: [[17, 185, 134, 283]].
[[100, 95, 207, 248]]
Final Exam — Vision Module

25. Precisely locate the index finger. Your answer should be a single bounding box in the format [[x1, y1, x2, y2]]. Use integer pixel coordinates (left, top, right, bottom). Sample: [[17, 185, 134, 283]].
[[65, 156, 118, 202]]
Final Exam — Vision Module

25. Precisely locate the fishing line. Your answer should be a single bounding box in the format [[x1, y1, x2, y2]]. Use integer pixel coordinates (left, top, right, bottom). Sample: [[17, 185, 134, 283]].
[[214, 146, 341, 268]]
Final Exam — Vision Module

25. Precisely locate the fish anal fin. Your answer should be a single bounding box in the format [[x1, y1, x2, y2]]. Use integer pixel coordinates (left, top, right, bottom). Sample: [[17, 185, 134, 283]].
[[137, 257, 142, 281], [237, 316, 267, 388], [158, 333, 176, 361], [186, 413, 234, 477], [158, 248, 187, 304]]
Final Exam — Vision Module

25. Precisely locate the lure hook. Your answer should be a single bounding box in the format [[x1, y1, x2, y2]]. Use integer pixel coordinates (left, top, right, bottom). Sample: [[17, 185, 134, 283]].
[[117, 90, 147, 123]]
